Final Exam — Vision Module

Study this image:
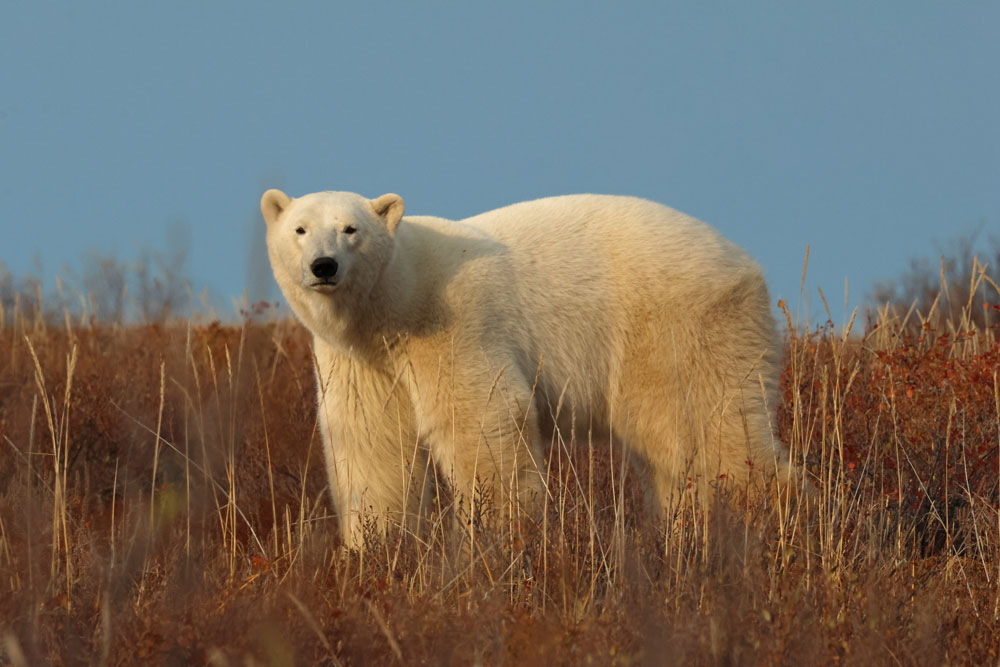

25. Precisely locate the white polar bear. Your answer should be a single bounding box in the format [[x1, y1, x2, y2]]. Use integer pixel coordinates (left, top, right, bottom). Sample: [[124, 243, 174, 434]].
[[261, 189, 793, 544]]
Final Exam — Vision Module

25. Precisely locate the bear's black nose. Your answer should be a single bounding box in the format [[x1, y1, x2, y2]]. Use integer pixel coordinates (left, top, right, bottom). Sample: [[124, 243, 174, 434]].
[[310, 257, 338, 279]]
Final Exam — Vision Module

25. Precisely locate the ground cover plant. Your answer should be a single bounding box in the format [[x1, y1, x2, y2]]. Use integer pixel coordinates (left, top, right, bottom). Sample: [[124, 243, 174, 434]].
[[1, 264, 999, 665]]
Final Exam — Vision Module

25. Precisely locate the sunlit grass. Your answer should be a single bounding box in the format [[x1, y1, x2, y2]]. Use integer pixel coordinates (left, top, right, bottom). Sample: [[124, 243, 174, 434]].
[[1, 277, 999, 664]]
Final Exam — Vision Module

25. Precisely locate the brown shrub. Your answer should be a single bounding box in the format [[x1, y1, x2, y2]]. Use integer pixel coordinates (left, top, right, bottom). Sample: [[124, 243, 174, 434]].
[[1, 301, 998, 664]]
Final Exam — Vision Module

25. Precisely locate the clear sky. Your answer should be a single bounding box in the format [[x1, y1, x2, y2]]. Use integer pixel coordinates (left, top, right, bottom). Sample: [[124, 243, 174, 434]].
[[2, 1, 997, 326]]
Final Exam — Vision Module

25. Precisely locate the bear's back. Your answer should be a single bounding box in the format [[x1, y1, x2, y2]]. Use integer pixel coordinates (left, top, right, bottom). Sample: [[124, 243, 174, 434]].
[[456, 194, 759, 300]]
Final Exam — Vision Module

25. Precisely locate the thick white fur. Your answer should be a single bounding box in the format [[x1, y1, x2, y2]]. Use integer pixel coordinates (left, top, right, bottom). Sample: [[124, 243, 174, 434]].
[[262, 189, 791, 544]]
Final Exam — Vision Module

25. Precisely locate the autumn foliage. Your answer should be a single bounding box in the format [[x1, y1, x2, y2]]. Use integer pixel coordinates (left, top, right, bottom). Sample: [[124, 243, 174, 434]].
[[1, 289, 999, 664]]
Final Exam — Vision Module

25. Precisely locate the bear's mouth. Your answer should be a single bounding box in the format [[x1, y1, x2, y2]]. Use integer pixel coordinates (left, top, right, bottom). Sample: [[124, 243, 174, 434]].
[[310, 279, 339, 292]]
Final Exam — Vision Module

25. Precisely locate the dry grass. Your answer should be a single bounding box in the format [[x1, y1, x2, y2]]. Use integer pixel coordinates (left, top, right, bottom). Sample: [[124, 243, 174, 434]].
[[1, 290, 999, 665]]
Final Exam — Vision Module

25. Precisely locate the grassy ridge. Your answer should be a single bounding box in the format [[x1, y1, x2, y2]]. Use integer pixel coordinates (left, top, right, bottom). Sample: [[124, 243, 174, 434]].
[[1, 300, 999, 665]]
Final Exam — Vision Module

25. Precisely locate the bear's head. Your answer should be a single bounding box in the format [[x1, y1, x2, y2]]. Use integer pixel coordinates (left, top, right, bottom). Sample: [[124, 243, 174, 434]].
[[261, 189, 404, 331]]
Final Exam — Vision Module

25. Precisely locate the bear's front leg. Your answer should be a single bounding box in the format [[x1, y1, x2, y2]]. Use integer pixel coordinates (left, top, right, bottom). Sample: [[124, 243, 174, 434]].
[[407, 356, 546, 533], [314, 340, 433, 547]]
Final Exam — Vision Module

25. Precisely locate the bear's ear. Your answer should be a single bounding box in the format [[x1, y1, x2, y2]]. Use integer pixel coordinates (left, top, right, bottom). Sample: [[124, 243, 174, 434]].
[[370, 193, 405, 234], [261, 189, 291, 226]]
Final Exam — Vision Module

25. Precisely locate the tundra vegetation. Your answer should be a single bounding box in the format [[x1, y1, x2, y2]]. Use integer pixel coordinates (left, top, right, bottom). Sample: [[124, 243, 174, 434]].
[[0, 245, 999, 665]]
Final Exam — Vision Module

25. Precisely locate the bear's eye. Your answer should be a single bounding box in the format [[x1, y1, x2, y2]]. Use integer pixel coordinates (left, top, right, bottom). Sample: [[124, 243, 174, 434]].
[[343, 225, 357, 235], [295, 227, 306, 235]]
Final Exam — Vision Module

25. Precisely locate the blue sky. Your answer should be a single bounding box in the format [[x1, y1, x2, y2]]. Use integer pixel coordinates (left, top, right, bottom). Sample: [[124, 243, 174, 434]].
[[2, 2, 997, 325]]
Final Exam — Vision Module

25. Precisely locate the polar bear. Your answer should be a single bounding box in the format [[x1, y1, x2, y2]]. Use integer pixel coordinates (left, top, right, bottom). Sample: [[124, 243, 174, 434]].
[[261, 189, 793, 544]]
